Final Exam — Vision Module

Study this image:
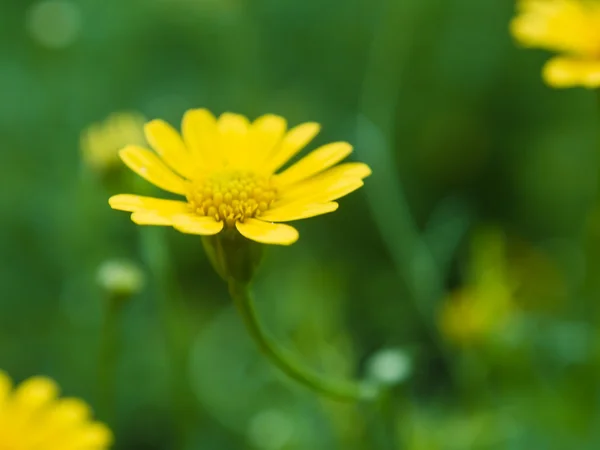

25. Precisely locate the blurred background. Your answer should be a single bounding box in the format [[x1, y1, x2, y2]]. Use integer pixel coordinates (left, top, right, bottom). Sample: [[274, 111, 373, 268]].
[[2, 0, 600, 448]]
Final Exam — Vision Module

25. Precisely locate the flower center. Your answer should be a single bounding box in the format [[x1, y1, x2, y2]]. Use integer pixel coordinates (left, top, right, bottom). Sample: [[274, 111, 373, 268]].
[[187, 170, 277, 227]]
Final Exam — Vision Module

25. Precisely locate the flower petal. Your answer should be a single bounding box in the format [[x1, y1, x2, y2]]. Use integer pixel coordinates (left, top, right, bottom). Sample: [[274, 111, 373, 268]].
[[236, 219, 299, 245], [131, 210, 179, 226], [274, 142, 353, 187], [44, 398, 91, 427], [543, 56, 600, 88], [218, 112, 250, 167], [510, 0, 599, 55], [119, 145, 188, 195], [0, 371, 11, 406], [64, 422, 114, 447], [262, 122, 321, 174], [278, 162, 371, 202], [259, 202, 338, 222], [12, 376, 59, 413], [182, 108, 218, 168], [172, 214, 224, 235], [109, 194, 188, 213], [276, 178, 364, 206], [247, 114, 287, 169], [145, 119, 194, 178]]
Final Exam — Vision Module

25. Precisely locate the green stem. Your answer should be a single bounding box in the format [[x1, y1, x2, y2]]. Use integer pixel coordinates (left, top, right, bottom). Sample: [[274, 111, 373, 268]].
[[355, 0, 467, 394], [140, 227, 195, 449], [228, 280, 378, 402], [97, 294, 124, 426], [361, 388, 401, 450]]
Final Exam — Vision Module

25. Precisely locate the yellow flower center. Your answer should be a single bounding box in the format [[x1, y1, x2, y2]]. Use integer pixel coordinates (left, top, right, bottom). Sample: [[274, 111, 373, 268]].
[[187, 170, 277, 227]]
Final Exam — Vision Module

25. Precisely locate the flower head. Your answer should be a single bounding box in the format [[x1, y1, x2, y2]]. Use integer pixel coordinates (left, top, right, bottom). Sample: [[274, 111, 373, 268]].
[[511, 0, 600, 88], [81, 112, 146, 174], [0, 371, 112, 449], [108, 109, 371, 245], [438, 229, 516, 346]]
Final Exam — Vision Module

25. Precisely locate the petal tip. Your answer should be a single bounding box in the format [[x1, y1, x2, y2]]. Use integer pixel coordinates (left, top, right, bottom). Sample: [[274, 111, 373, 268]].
[[306, 122, 321, 132], [108, 195, 120, 208], [340, 141, 353, 152], [360, 164, 373, 178], [184, 107, 215, 120], [236, 219, 299, 245]]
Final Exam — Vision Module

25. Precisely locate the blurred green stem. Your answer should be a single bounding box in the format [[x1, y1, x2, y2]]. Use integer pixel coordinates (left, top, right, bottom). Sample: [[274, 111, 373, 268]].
[[355, 0, 464, 389], [361, 387, 402, 450], [228, 280, 377, 402], [357, 0, 441, 332], [98, 294, 124, 426], [140, 227, 195, 450]]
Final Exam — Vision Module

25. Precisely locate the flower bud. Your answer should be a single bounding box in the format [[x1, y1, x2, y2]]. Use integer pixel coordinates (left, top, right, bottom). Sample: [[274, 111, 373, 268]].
[[96, 259, 145, 300], [366, 347, 412, 387]]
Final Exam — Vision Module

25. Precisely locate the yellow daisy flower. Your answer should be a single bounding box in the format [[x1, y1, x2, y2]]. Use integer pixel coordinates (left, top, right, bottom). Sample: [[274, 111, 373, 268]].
[[0, 371, 112, 449], [108, 109, 371, 245], [511, 0, 600, 88], [81, 112, 146, 173], [438, 229, 516, 346]]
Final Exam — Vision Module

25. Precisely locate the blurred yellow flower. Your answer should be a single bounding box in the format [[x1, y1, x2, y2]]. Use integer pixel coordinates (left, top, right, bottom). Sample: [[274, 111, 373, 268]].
[[81, 112, 146, 173], [0, 371, 112, 449], [511, 0, 600, 88], [109, 109, 371, 245], [438, 229, 516, 346]]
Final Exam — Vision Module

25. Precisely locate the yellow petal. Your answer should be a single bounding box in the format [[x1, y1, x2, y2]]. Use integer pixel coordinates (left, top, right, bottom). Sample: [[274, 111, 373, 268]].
[[262, 122, 321, 174], [172, 214, 224, 235], [259, 202, 338, 222], [47, 398, 90, 426], [543, 56, 600, 88], [182, 108, 218, 168], [218, 112, 250, 167], [130, 211, 175, 226], [236, 219, 299, 245], [12, 376, 59, 412], [510, 0, 599, 54], [112, 194, 191, 227], [109, 194, 188, 213], [278, 162, 371, 202], [30, 399, 91, 443], [60, 422, 113, 449], [0, 371, 12, 406], [274, 141, 353, 186], [277, 179, 364, 206], [145, 119, 194, 178], [247, 114, 287, 169], [119, 145, 188, 195]]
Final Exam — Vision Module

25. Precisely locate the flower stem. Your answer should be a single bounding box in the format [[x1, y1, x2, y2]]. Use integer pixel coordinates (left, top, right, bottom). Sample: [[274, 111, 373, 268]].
[[97, 294, 124, 426], [228, 280, 378, 402], [139, 227, 195, 449], [355, 0, 466, 393], [361, 388, 402, 450]]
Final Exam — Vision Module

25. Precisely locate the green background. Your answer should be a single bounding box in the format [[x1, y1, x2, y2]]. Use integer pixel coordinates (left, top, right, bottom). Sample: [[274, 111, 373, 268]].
[[2, 0, 600, 448]]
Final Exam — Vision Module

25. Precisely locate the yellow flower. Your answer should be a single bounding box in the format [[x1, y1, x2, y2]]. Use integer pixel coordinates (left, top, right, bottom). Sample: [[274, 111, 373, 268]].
[[0, 371, 112, 449], [438, 283, 514, 347], [81, 112, 146, 173], [108, 109, 371, 245], [438, 228, 516, 346], [511, 0, 600, 88]]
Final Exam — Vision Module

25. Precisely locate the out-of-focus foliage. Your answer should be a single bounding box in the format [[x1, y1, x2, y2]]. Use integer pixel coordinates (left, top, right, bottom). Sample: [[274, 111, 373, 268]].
[[2, 0, 600, 448]]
